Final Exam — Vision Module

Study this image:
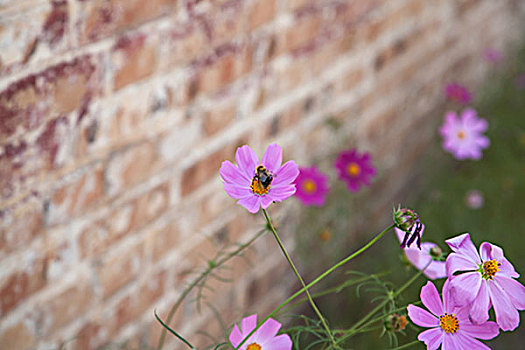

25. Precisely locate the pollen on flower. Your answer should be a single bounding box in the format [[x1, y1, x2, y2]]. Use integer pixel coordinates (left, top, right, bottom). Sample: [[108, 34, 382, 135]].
[[302, 179, 317, 193], [457, 130, 466, 139], [346, 162, 361, 176], [439, 313, 460, 334], [247, 343, 262, 350], [482, 259, 501, 280]]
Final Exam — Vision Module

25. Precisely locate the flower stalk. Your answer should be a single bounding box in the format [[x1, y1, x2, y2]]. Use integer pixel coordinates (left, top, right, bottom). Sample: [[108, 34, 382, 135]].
[[261, 209, 336, 348]]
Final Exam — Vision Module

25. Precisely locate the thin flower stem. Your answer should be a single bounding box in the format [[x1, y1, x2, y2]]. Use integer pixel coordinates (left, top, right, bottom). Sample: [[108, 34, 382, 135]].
[[389, 340, 421, 349], [156, 229, 267, 350], [262, 209, 337, 348], [236, 223, 395, 349], [337, 262, 431, 345]]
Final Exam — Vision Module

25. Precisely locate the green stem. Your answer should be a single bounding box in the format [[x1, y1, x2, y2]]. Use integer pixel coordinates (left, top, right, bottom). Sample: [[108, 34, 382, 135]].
[[156, 229, 267, 350], [338, 262, 430, 345], [390, 340, 421, 349], [262, 209, 336, 348], [236, 223, 394, 349]]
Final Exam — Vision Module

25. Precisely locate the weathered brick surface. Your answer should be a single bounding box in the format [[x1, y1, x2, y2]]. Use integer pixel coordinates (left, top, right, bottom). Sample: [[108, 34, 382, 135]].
[[0, 0, 524, 348]]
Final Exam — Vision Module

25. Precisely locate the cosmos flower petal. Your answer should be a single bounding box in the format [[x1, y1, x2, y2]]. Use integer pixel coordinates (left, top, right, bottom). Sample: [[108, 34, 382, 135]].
[[442, 333, 460, 350], [446, 253, 479, 277], [445, 233, 481, 265], [460, 321, 499, 340], [261, 143, 283, 172], [241, 315, 257, 334], [269, 185, 296, 202], [334, 148, 376, 193], [220, 160, 251, 185], [407, 305, 439, 327], [265, 334, 292, 349], [417, 328, 443, 350], [224, 183, 252, 199], [424, 261, 447, 280], [257, 318, 281, 340], [449, 272, 482, 307], [237, 196, 261, 214], [488, 281, 520, 331], [260, 195, 274, 209], [494, 275, 525, 310], [420, 281, 443, 316], [229, 325, 243, 347], [235, 145, 259, 180], [273, 161, 299, 186], [469, 281, 491, 324], [454, 332, 492, 350]]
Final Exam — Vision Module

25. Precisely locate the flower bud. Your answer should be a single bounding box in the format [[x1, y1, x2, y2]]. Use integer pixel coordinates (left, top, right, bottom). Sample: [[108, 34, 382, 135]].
[[393, 206, 419, 232], [430, 246, 442, 259]]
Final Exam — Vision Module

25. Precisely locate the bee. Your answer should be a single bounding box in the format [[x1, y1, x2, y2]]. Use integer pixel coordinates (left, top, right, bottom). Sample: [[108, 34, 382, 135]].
[[254, 165, 273, 189]]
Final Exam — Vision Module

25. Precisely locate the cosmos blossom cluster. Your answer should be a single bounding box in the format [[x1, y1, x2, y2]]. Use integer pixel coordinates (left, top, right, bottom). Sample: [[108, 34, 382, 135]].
[[218, 143, 523, 350], [220, 143, 376, 212]]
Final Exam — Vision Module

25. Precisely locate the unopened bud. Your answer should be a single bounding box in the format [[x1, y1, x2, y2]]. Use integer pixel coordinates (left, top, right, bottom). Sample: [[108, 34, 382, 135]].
[[430, 246, 442, 259]]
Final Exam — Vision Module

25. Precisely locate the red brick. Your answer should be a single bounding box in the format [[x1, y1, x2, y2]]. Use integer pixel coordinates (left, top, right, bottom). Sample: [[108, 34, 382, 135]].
[[112, 33, 158, 90], [79, 0, 177, 42], [38, 279, 93, 334], [0, 321, 35, 350], [47, 162, 104, 224], [181, 140, 243, 197], [0, 55, 100, 141], [202, 102, 236, 136], [0, 194, 44, 254], [109, 270, 166, 334], [106, 141, 159, 196], [158, 21, 209, 71], [146, 223, 179, 262], [97, 240, 144, 298], [246, 0, 276, 31], [131, 182, 170, 229], [0, 253, 46, 315], [0, 1, 69, 72], [78, 218, 109, 258]]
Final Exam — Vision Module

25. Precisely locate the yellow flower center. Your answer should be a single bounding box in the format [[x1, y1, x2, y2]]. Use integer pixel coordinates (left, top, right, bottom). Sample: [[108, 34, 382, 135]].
[[302, 179, 317, 193], [346, 162, 361, 177], [439, 313, 460, 334], [251, 177, 269, 195], [482, 259, 501, 280], [457, 130, 466, 139], [247, 343, 261, 350]]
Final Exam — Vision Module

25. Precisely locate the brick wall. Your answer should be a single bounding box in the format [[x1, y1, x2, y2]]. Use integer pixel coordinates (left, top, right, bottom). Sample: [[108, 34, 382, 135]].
[[1, 0, 524, 349]]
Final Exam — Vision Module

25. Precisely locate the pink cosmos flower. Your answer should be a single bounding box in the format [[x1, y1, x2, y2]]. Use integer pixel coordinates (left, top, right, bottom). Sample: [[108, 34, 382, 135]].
[[293, 166, 329, 206], [408, 280, 499, 350], [483, 48, 503, 64], [439, 108, 490, 160], [445, 83, 473, 105], [334, 149, 376, 192], [445, 233, 525, 331], [395, 226, 446, 280], [229, 314, 292, 350], [220, 144, 299, 214], [465, 190, 484, 210]]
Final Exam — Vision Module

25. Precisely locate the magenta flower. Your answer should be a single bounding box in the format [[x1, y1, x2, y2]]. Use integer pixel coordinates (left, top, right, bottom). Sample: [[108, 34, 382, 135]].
[[293, 166, 329, 206], [445, 83, 473, 105], [465, 190, 484, 210], [334, 149, 376, 192], [229, 314, 292, 350], [439, 108, 490, 160], [220, 144, 299, 214], [445, 233, 525, 331], [395, 227, 446, 280], [483, 48, 503, 64], [408, 280, 499, 350]]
